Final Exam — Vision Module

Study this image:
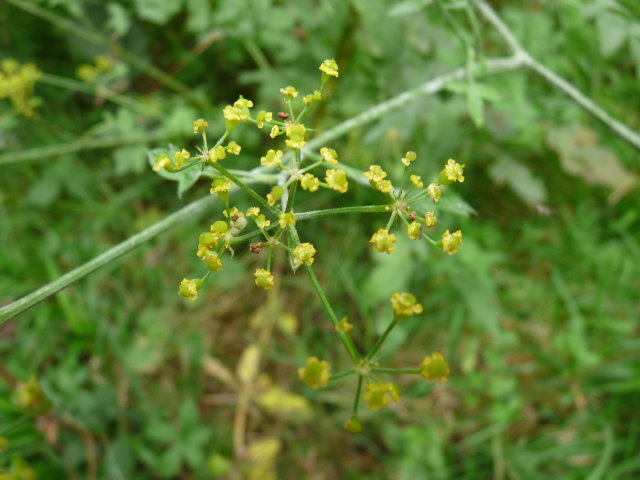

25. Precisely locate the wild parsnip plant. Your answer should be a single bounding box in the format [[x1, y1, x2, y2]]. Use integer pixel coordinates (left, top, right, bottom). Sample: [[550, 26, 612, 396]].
[[151, 59, 462, 431]]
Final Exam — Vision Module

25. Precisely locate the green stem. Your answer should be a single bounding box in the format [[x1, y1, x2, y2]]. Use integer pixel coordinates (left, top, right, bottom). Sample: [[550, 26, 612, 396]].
[[0, 131, 167, 166], [303, 264, 361, 363], [213, 163, 278, 215], [435, 0, 473, 55], [294, 205, 389, 221], [241, 38, 271, 71], [39, 73, 160, 117], [0, 196, 217, 323], [350, 376, 364, 420], [329, 368, 356, 382], [366, 320, 397, 361], [385, 211, 397, 231], [372, 367, 421, 375]]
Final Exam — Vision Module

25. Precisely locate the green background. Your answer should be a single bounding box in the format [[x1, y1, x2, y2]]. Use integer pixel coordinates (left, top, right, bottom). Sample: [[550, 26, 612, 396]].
[[1, 0, 639, 478]]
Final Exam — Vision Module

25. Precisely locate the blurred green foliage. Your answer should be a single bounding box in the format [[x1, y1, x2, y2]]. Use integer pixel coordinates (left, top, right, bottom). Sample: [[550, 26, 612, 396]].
[[1, 0, 639, 478]]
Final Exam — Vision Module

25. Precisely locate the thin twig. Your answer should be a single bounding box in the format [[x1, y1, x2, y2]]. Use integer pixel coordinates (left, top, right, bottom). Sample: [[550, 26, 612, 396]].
[[473, 0, 640, 152]]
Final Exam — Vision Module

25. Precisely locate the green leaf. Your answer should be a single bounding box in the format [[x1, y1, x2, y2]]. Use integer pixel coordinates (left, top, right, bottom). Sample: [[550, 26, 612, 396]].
[[114, 145, 146, 175], [438, 193, 476, 217], [488, 157, 547, 206], [467, 81, 484, 128], [447, 80, 501, 128], [597, 11, 628, 57], [134, 0, 185, 25], [388, 0, 433, 17], [27, 175, 61, 208], [106, 2, 131, 35], [147, 145, 203, 198]]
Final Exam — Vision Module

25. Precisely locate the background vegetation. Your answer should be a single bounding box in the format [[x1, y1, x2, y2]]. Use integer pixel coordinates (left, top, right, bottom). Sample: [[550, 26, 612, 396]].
[[1, 0, 639, 478]]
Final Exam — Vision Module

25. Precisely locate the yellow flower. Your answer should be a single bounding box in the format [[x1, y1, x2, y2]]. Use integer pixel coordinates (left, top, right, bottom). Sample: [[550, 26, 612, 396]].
[[319, 58, 339, 77], [300, 173, 320, 192], [363, 165, 388, 184], [425, 211, 437, 228], [222, 96, 253, 129], [202, 252, 223, 271], [226, 141, 241, 155], [441, 229, 462, 255], [197, 232, 218, 258], [270, 125, 281, 138], [193, 118, 208, 134], [325, 168, 348, 193], [246, 207, 261, 218], [173, 148, 190, 168], [427, 183, 441, 202], [293, 242, 316, 266], [364, 382, 400, 411], [441, 158, 465, 184], [222, 208, 242, 220], [179, 278, 200, 301], [285, 123, 307, 149], [254, 268, 275, 290], [401, 151, 417, 167], [267, 186, 284, 206], [303, 90, 322, 105], [280, 86, 299, 98], [255, 214, 271, 229], [410, 174, 423, 189], [223, 105, 245, 122], [420, 352, 450, 383], [374, 179, 393, 194], [407, 221, 422, 240], [335, 317, 353, 333], [210, 177, 232, 194], [278, 212, 296, 229], [390, 292, 423, 318], [369, 228, 396, 254], [260, 149, 283, 168], [256, 110, 273, 128], [298, 357, 331, 388], [210, 220, 229, 235], [152, 154, 171, 172], [320, 147, 338, 165], [207, 145, 227, 163]]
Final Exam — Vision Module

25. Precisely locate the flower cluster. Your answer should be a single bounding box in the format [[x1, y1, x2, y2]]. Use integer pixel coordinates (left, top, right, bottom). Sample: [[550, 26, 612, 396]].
[[0, 59, 42, 117], [76, 55, 113, 83], [363, 155, 465, 256], [150, 58, 459, 434]]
